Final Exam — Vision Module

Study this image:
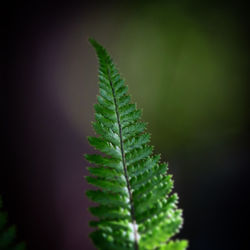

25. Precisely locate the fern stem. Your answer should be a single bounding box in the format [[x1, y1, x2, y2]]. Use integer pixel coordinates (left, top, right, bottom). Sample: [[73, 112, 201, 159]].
[[108, 69, 139, 250]]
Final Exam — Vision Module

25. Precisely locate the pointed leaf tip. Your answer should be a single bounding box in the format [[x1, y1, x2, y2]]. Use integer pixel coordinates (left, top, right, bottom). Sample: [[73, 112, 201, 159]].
[[88, 37, 96, 45], [88, 37, 102, 50]]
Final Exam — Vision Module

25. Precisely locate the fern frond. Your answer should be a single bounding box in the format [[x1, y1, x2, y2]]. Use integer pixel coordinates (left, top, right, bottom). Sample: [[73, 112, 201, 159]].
[[85, 38, 188, 250], [0, 196, 26, 250]]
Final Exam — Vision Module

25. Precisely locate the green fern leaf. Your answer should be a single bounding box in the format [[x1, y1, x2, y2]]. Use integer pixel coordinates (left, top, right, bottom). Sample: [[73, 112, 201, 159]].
[[85, 38, 188, 250], [159, 240, 188, 250], [0, 196, 26, 250]]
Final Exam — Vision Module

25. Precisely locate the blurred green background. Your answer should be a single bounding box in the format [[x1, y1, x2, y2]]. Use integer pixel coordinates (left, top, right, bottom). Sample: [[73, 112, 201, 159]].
[[3, 1, 249, 250], [59, 2, 247, 150]]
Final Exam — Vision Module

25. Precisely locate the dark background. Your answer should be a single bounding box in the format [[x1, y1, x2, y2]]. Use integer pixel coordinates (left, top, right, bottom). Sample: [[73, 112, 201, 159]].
[[2, 1, 250, 250]]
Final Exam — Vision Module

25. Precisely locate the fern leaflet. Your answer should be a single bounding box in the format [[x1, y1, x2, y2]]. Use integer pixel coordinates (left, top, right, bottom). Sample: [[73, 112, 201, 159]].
[[0, 196, 26, 250], [85, 38, 188, 250]]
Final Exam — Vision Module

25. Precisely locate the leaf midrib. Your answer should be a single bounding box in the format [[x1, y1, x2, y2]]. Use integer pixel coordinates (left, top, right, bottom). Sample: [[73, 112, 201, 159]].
[[107, 68, 139, 250]]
